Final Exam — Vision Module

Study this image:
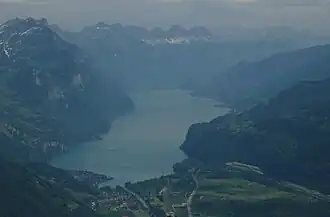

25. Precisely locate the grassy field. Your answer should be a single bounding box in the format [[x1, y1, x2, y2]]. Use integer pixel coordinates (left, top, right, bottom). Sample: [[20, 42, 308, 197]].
[[198, 178, 296, 201], [128, 172, 330, 217], [193, 178, 330, 217]]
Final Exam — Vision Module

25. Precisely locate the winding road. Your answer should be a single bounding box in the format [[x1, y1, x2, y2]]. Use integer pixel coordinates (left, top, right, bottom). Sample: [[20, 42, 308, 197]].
[[187, 169, 200, 217], [122, 186, 150, 211], [123, 168, 201, 217]]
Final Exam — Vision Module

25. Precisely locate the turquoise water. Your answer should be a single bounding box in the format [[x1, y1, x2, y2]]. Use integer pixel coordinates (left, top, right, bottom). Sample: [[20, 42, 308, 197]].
[[51, 90, 229, 185]]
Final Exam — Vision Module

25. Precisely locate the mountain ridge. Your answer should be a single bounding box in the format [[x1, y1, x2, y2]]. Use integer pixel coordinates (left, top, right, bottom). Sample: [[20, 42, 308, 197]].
[[181, 77, 330, 194], [197, 44, 330, 110], [58, 21, 299, 91], [0, 17, 134, 162]]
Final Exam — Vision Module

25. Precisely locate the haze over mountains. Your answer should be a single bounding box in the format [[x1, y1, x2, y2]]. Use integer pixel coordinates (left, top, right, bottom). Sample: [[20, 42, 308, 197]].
[[1, 15, 330, 217], [198, 44, 330, 109], [52, 22, 321, 90], [1, 0, 329, 35]]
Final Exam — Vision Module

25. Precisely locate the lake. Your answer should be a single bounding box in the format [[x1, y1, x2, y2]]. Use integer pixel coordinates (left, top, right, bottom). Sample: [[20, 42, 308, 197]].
[[51, 90, 229, 186]]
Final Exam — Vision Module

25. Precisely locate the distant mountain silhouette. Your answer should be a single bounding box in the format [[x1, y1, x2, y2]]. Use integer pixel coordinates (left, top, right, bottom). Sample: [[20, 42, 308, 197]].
[[59, 22, 298, 90], [198, 44, 330, 109]]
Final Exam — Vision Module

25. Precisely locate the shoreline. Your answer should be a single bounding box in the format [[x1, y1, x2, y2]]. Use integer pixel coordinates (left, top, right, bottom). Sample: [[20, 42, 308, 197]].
[[51, 89, 229, 188]]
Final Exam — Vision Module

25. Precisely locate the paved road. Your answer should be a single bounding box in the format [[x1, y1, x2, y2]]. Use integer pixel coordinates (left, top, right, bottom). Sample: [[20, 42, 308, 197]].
[[122, 186, 150, 211], [187, 169, 200, 217]]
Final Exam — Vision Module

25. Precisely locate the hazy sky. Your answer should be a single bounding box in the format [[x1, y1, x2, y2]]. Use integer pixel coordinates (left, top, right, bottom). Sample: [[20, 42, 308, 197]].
[[0, 0, 329, 33]]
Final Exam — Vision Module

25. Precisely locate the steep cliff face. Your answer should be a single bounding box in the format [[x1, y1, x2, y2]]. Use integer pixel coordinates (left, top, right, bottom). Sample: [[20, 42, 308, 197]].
[[0, 18, 133, 161], [181, 78, 330, 194]]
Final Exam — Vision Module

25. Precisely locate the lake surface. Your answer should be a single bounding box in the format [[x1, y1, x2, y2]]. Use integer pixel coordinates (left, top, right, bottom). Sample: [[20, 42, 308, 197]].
[[51, 90, 229, 186]]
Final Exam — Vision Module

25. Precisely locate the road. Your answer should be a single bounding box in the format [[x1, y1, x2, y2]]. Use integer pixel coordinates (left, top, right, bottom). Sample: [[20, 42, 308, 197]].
[[187, 169, 200, 217], [123, 169, 201, 217], [122, 186, 150, 211]]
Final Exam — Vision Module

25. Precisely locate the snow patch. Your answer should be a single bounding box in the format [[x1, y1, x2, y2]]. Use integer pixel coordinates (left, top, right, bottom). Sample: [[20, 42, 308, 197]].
[[2, 33, 16, 58], [3, 45, 10, 57], [143, 36, 211, 46], [165, 38, 187, 44], [96, 26, 112, 31], [20, 27, 42, 36]]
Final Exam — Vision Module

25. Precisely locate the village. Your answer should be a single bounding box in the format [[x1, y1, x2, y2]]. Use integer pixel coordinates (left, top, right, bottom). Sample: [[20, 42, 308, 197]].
[[87, 181, 192, 217], [87, 170, 201, 217], [90, 186, 144, 213]]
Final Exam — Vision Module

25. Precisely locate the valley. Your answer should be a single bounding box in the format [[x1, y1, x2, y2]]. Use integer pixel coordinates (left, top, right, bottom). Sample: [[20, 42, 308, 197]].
[[1, 15, 330, 217], [51, 89, 230, 186]]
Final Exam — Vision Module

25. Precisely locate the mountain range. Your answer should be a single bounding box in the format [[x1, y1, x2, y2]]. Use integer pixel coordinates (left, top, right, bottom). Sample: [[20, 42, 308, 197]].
[[53, 22, 212, 44], [2, 17, 330, 217], [197, 44, 330, 110], [54, 22, 300, 90], [0, 17, 136, 217], [181, 46, 330, 194], [0, 18, 133, 161]]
